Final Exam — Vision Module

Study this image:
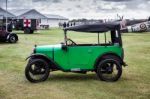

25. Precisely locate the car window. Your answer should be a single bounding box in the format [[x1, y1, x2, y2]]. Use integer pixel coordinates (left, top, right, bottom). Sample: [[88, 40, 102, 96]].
[[96, 32, 112, 44], [67, 31, 112, 45]]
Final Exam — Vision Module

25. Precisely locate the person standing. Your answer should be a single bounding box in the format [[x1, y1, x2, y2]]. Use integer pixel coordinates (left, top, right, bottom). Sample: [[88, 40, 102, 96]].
[[63, 22, 66, 28], [67, 22, 69, 27]]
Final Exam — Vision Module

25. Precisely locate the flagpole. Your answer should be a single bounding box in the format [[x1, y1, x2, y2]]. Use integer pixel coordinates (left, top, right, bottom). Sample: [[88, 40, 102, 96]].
[[6, 0, 8, 31]]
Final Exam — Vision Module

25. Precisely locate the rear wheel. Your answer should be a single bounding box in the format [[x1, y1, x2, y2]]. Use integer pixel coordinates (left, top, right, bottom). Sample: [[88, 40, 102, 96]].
[[30, 29, 34, 34], [96, 59, 122, 82], [8, 35, 18, 43], [24, 28, 31, 34], [25, 59, 50, 83]]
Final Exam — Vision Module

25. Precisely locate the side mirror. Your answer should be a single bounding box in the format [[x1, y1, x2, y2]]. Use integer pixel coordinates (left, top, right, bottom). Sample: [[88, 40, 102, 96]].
[[62, 44, 68, 51]]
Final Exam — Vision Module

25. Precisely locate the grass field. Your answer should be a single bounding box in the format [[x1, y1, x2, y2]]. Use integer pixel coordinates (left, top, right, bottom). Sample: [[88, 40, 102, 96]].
[[0, 28, 150, 99]]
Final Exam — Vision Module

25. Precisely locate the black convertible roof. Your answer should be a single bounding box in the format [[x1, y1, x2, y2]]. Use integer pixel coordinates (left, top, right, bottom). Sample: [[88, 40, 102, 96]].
[[64, 22, 120, 33]]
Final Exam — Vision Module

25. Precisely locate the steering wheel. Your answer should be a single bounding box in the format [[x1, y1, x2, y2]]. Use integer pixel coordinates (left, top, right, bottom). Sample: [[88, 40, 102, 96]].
[[66, 38, 77, 45]]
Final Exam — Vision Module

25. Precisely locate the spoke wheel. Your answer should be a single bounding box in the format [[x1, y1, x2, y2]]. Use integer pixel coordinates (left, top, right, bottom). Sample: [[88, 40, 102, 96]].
[[25, 59, 50, 83], [97, 59, 122, 82]]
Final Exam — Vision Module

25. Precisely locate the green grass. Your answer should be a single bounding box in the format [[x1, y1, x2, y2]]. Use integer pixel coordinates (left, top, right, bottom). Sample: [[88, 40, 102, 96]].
[[0, 29, 150, 99]]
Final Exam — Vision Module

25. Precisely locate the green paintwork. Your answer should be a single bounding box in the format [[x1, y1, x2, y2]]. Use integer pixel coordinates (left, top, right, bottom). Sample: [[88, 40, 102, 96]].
[[35, 44, 123, 71]]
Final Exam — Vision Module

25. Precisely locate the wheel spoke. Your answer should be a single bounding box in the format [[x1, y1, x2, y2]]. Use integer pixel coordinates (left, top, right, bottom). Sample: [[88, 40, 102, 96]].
[[101, 63, 118, 80], [97, 59, 122, 82]]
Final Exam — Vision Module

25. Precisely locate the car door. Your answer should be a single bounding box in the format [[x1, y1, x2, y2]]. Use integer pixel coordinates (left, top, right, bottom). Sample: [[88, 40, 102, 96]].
[[67, 46, 93, 70]]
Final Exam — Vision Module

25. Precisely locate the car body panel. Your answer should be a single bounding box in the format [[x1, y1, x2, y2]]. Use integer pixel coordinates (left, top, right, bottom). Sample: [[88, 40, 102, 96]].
[[35, 44, 122, 71], [35, 44, 61, 60]]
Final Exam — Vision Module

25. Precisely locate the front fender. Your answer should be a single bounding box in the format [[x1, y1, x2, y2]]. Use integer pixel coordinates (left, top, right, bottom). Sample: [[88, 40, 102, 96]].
[[26, 54, 61, 70], [26, 54, 49, 60]]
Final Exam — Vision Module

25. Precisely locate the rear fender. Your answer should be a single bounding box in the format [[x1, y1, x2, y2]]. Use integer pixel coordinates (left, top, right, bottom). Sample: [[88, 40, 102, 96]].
[[7, 33, 18, 41], [94, 52, 127, 69]]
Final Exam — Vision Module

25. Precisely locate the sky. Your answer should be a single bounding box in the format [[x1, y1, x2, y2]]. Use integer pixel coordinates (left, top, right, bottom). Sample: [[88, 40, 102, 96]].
[[0, 0, 150, 19]]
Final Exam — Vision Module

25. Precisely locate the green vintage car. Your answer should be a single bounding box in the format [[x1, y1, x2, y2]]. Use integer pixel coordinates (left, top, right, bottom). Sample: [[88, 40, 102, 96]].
[[25, 23, 127, 83]]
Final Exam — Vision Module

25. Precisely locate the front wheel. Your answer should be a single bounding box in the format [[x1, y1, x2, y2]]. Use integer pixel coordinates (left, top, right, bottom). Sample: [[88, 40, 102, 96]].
[[25, 59, 50, 83], [96, 59, 122, 82]]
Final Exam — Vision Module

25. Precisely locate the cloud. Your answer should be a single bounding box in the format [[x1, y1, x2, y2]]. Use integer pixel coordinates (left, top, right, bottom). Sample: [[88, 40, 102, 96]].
[[0, 0, 149, 19], [102, 0, 132, 2], [32, 0, 61, 3]]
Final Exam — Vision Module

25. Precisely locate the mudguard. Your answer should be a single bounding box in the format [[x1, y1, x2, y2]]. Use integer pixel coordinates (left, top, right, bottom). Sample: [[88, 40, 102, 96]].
[[26, 54, 61, 70], [7, 33, 18, 41], [94, 52, 127, 69]]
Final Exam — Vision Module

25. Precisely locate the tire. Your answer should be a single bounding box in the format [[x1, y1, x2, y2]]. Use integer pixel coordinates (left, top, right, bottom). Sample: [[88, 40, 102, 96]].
[[24, 28, 31, 34], [30, 30, 34, 34], [96, 59, 122, 82], [25, 59, 50, 83], [8, 35, 17, 43]]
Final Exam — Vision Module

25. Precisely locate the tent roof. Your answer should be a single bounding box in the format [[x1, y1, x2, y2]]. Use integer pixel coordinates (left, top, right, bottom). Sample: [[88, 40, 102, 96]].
[[0, 7, 15, 18], [17, 9, 47, 19], [9, 9, 31, 16]]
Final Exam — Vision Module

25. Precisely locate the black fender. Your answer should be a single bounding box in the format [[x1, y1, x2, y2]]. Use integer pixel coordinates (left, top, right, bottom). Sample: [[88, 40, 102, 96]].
[[26, 54, 61, 70], [94, 52, 127, 69], [7, 33, 18, 41]]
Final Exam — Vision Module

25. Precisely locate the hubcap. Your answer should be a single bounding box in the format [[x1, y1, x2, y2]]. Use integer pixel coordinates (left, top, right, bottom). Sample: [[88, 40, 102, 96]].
[[100, 62, 119, 80], [10, 36, 16, 42], [28, 61, 47, 80]]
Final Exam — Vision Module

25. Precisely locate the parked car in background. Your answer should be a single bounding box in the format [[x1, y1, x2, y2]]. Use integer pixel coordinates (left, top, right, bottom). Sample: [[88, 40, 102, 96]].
[[0, 26, 18, 43]]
